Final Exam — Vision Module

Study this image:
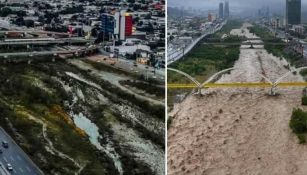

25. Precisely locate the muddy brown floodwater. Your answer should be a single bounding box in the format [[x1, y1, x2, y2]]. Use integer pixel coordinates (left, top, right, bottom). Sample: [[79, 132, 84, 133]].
[[168, 23, 307, 175]]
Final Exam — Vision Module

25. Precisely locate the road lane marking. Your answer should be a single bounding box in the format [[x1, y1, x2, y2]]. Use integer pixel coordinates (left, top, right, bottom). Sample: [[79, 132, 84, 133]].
[[19, 167, 24, 173], [17, 155, 21, 161], [26, 166, 31, 172], [3, 157, 7, 162]]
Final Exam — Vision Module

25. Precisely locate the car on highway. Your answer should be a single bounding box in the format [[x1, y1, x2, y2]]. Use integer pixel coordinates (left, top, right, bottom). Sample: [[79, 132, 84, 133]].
[[6, 164, 12, 171], [2, 141, 8, 148]]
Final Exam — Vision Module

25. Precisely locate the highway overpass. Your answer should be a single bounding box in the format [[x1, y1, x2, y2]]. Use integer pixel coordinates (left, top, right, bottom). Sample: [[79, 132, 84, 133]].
[[0, 38, 94, 46], [0, 46, 98, 59]]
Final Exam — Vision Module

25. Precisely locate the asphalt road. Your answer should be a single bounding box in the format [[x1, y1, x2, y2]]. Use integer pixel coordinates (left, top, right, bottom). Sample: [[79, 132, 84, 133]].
[[0, 127, 43, 175], [93, 50, 165, 83]]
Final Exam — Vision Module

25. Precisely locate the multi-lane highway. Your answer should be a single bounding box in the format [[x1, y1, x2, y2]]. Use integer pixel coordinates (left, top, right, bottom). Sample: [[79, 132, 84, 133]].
[[167, 21, 227, 65], [0, 127, 43, 175]]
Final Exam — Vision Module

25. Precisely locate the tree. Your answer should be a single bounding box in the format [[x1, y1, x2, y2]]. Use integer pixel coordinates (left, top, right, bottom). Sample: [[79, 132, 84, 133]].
[[0, 8, 12, 17]]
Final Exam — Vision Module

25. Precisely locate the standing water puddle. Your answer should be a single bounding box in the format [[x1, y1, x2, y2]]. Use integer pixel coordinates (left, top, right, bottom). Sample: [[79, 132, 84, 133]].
[[71, 112, 123, 175]]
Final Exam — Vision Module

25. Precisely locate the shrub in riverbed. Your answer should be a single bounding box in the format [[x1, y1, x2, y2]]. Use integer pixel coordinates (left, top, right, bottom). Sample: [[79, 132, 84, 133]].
[[289, 108, 307, 143], [302, 96, 307, 105], [297, 134, 306, 144]]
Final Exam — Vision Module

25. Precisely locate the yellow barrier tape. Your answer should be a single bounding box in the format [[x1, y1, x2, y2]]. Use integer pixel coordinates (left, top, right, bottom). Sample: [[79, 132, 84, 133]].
[[168, 82, 307, 89]]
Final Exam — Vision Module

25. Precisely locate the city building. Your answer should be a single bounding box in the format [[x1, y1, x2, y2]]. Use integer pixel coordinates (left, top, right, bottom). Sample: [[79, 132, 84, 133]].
[[224, 1, 229, 19], [208, 13, 213, 22], [219, 2, 224, 19], [286, 0, 301, 26], [101, 11, 133, 41], [292, 24, 305, 35]]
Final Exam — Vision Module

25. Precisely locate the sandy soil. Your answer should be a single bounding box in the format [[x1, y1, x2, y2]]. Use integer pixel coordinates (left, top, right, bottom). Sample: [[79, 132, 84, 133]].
[[168, 23, 307, 175]]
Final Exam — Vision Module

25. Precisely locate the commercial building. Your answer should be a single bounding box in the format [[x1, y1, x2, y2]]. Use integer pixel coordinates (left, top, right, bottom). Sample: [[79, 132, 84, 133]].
[[286, 0, 301, 25], [219, 2, 224, 19], [101, 10, 133, 41]]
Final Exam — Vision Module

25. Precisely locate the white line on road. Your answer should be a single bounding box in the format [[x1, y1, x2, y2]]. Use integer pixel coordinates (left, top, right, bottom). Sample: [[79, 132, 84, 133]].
[[19, 167, 24, 173], [26, 166, 31, 172], [3, 157, 7, 162], [17, 155, 21, 161]]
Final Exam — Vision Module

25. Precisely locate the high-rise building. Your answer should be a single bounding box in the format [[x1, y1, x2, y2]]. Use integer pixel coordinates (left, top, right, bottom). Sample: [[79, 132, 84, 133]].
[[224, 1, 229, 18], [101, 10, 133, 40], [219, 2, 224, 19], [266, 7, 270, 18], [286, 0, 301, 25]]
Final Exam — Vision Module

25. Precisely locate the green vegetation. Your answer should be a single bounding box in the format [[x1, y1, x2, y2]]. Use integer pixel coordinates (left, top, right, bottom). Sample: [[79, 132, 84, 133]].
[[169, 45, 239, 83], [0, 60, 163, 174], [81, 60, 165, 120], [214, 20, 243, 38], [302, 96, 307, 105], [289, 108, 307, 144], [248, 26, 273, 39], [119, 80, 164, 98], [167, 20, 242, 108], [168, 20, 242, 83], [248, 25, 303, 67], [0, 64, 116, 174]]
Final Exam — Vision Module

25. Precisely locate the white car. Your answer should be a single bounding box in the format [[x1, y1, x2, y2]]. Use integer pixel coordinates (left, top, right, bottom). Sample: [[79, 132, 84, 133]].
[[6, 164, 13, 171]]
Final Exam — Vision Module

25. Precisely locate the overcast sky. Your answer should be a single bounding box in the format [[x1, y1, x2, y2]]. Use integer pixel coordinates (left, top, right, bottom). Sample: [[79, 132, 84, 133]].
[[168, 0, 307, 14]]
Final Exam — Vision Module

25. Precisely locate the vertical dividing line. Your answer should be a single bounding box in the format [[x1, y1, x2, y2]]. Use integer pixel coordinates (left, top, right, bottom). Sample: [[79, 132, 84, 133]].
[[165, 0, 168, 174]]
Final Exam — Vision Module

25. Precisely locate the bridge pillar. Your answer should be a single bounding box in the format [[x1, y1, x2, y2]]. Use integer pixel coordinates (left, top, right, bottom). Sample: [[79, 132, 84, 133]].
[[197, 87, 202, 96], [269, 85, 277, 96]]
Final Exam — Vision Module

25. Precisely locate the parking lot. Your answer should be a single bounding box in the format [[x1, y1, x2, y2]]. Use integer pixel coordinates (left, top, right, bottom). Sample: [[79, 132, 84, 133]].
[[0, 127, 43, 175]]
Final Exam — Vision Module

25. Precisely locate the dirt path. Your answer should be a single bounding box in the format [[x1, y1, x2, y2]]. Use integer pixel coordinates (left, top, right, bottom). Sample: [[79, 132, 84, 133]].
[[19, 109, 86, 175], [68, 60, 164, 106], [168, 23, 307, 175]]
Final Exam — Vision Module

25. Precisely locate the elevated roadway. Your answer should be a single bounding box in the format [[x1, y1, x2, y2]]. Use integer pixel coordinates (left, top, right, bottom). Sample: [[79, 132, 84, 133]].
[[0, 38, 94, 46], [0, 46, 98, 58], [0, 30, 74, 36]]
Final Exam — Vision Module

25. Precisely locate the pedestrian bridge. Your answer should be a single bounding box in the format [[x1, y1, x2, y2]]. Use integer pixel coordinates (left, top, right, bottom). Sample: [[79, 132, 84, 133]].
[[168, 67, 307, 95], [168, 82, 307, 89]]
